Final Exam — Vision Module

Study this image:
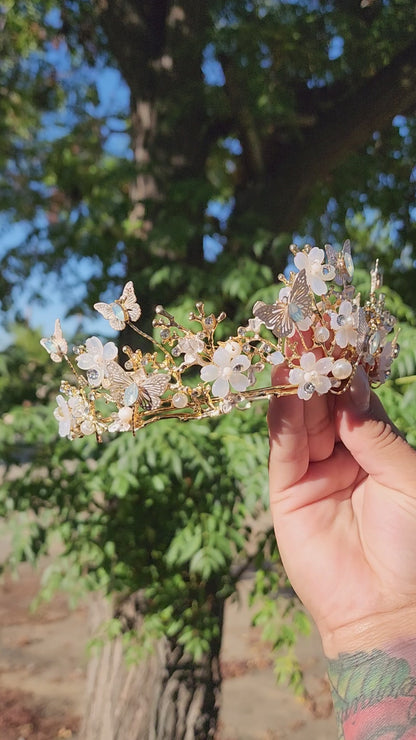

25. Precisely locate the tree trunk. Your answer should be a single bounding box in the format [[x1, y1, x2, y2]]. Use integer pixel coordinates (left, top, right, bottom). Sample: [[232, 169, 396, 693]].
[[80, 592, 224, 740]]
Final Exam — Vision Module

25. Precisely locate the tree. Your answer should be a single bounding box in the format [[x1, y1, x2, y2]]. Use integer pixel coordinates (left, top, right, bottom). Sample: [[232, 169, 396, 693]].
[[1, 1, 416, 738]]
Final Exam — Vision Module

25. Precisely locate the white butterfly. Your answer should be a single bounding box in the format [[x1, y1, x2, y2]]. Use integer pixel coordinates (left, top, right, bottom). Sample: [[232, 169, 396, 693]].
[[325, 240, 354, 286], [105, 360, 169, 411], [94, 281, 141, 330], [252, 269, 313, 338], [40, 319, 68, 363]]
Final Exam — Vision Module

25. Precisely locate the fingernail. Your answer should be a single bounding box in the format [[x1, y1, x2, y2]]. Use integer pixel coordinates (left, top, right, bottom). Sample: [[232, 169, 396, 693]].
[[348, 366, 371, 412]]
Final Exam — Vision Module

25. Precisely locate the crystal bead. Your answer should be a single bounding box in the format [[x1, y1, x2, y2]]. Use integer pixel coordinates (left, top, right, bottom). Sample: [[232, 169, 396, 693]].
[[242, 343, 251, 354], [368, 331, 380, 354], [171, 346, 181, 357], [237, 327, 246, 336], [111, 302, 125, 321], [160, 328, 170, 340], [123, 384, 139, 406], [344, 252, 354, 278]]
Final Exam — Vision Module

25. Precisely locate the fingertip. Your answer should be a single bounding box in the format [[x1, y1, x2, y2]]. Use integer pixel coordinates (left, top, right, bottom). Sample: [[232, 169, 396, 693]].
[[344, 366, 371, 414]]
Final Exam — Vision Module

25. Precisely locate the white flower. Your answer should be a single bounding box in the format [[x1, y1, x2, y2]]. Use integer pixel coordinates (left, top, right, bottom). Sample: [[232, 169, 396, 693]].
[[40, 319, 68, 363], [76, 336, 118, 387], [53, 393, 90, 437], [54, 395, 72, 437], [289, 352, 334, 400], [175, 335, 205, 364], [247, 317, 263, 333], [294, 247, 335, 296], [329, 300, 359, 348], [108, 406, 133, 433], [200, 342, 251, 398], [268, 350, 284, 365]]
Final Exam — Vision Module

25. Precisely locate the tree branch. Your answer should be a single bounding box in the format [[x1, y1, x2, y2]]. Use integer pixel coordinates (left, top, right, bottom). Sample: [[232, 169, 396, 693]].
[[265, 38, 416, 232]]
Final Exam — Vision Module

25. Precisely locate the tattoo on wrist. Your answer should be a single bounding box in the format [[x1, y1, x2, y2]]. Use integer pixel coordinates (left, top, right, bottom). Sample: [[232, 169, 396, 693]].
[[327, 639, 416, 739]]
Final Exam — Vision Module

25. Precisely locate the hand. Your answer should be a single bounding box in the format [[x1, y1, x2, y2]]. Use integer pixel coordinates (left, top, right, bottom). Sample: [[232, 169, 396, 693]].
[[268, 365, 416, 657]]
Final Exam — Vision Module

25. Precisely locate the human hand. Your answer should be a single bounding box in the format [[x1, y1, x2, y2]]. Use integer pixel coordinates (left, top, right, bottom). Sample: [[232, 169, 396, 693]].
[[268, 365, 416, 658]]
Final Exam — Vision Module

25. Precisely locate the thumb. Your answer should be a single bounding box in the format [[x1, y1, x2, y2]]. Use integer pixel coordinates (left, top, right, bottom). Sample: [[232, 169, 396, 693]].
[[336, 367, 416, 489]]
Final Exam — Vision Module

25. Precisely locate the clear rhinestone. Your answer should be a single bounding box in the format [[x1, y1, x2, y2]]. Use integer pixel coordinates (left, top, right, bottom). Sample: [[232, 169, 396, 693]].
[[171, 346, 181, 357], [160, 328, 170, 340], [337, 314, 346, 326], [242, 343, 251, 354], [304, 382, 315, 394], [87, 368, 100, 384]]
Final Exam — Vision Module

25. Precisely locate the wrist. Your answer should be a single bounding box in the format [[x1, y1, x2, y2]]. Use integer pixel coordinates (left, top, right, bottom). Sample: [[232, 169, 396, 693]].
[[321, 602, 416, 659], [326, 631, 416, 739]]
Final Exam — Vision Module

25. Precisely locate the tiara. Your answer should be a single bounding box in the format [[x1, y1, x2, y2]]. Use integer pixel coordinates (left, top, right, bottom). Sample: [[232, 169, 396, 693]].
[[40, 241, 399, 441]]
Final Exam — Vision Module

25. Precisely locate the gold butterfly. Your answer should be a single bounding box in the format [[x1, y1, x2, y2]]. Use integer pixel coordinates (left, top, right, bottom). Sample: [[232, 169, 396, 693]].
[[40, 319, 68, 362], [252, 269, 313, 338], [94, 281, 141, 330], [105, 360, 169, 411]]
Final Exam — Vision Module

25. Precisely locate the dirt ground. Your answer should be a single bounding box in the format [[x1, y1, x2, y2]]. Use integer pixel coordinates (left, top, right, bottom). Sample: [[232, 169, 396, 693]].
[[0, 561, 336, 740]]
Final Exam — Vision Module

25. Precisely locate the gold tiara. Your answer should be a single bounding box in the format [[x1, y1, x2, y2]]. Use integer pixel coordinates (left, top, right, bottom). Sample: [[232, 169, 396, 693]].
[[41, 241, 399, 441]]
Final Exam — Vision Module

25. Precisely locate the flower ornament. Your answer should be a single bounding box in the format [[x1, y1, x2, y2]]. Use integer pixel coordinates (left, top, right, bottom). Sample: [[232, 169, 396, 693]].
[[76, 336, 118, 387], [40, 319, 68, 363], [174, 335, 205, 365], [289, 353, 334, 400], [329, 300, 361, 348], [200, 342, 251, 398], [108, 406, 133, 433], [247, 317, 264, 333], [293, 246, 335, 295], [40, 241, 400, 439], [54, 393, 93, 438]]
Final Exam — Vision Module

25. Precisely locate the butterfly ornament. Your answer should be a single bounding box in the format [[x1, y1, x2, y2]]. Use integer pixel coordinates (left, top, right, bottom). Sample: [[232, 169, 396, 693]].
[[325, 240, 354, 286], [105, 360, 170, 411], [40, 319, 68, 362], [252, 269, 313, 338], [94, 281, 141, 330]]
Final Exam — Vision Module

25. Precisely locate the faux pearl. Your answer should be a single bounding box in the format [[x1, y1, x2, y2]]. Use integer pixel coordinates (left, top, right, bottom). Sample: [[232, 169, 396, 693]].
[[314, 325, 330, 343], [332, 358, 352, 380], [172, 391, 188, 409]]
